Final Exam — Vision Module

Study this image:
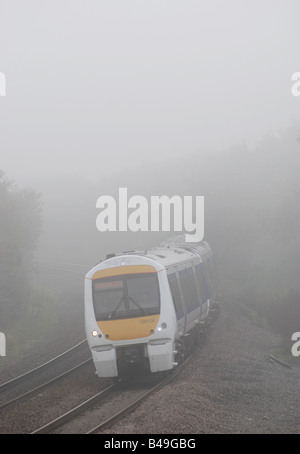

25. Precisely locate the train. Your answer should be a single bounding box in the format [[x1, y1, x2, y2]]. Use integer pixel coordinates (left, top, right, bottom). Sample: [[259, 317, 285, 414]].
[[84, 236, 219, 378]]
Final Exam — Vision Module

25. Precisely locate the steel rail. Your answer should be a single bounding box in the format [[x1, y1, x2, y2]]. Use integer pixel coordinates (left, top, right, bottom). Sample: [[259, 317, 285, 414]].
[[87, 354, 193, 434], [31, 383, 117, 434], [31, 355, 193, 435], [0, 339, 87, 392], [269, 354, 292, 369], [0, 358, 92, 410]]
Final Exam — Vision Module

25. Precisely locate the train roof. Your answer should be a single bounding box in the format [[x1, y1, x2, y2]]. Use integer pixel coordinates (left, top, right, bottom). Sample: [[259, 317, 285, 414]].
[[103, 240, 212, 269], [86, 238, 213, 279]]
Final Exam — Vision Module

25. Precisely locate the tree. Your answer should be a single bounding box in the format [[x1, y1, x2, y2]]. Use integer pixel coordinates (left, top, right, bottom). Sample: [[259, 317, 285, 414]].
[[0, 171, 42, 328]]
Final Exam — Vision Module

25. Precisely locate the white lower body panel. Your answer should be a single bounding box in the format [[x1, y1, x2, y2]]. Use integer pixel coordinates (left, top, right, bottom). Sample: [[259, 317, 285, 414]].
[[147, 341, 174, 373], [92, 348, 118, 377], [92, 340, 174, 377]]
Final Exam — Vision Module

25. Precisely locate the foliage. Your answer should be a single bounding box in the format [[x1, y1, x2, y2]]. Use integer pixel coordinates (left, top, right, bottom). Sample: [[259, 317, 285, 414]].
[[0, 171, 42, 329]]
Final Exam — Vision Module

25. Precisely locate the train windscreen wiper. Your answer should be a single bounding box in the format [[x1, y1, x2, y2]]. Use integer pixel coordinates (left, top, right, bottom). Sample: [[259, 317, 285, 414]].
[[127, 296, 145, 315], [107, 296, 125, 319]]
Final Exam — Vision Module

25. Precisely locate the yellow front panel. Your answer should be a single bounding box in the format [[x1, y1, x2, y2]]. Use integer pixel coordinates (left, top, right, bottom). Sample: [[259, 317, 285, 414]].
[[97, 314, 160, 341], [92, 265, 157, 280]]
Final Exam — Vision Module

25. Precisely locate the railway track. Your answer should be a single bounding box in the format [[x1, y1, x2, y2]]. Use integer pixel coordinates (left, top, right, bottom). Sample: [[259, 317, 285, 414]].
[[88, 357, 193, 435], [36, 260, 88, 279], [1, 262, 216, 434], [269, 354, 292, 369], [0, 261, 92, 410], [32, 355, 193, 434], [0, 340, 91, 409], [0, 261, 98, 434]]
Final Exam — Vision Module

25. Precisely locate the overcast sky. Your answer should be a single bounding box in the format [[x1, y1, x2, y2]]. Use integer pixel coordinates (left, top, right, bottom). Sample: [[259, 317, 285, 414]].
[[0, 0, 300, 183]]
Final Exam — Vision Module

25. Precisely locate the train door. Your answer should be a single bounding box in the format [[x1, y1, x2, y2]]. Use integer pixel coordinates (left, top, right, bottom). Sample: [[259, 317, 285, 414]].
[[204, 257, 218, 301], [176, 262, 201, 333], [167, 268, 185, 336], [191, 260, 203, 320], [195, 260, 209, 319]]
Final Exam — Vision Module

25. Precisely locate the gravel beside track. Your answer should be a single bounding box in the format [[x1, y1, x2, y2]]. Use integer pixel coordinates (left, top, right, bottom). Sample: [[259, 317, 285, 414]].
[[102, 301, 299, 434], [0, 361, 109, 434], [1, 298, 299, 434]]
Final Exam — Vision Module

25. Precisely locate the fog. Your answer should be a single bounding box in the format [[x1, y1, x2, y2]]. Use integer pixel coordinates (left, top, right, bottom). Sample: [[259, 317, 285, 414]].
[[1, 1, 300, 181], [1, 2, 300, 348]]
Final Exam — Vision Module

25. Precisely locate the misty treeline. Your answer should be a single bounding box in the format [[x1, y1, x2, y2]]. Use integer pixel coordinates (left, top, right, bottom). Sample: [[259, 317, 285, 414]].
[[33, 126, 300, 345], [0, 171, 42, 330], [1, 127, 300, 345]]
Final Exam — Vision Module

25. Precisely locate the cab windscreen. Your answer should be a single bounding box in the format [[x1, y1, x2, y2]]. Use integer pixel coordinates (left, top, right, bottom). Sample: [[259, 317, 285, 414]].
[[92, 273, 160, 321]]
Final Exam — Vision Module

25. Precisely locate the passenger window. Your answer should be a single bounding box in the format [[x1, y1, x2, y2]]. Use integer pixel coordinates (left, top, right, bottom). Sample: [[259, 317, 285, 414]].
[[206, 258, 217, 295], [195, 263, 208, 302], [178, 267, 200, 312], [168, 273, 184, 319]]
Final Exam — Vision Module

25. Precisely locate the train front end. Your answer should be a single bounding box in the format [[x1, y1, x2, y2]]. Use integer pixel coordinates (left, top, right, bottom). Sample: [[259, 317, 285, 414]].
[[85, 255, 176, 378]]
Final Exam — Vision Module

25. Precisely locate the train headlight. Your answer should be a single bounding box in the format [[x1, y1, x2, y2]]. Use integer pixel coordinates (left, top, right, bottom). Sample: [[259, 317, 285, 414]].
[[157, 322, 167, 331], [92, 330, 98, 337]]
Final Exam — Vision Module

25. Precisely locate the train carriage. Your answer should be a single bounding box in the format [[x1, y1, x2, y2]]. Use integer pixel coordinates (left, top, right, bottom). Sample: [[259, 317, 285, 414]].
[[85, 238, 219, 378]]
